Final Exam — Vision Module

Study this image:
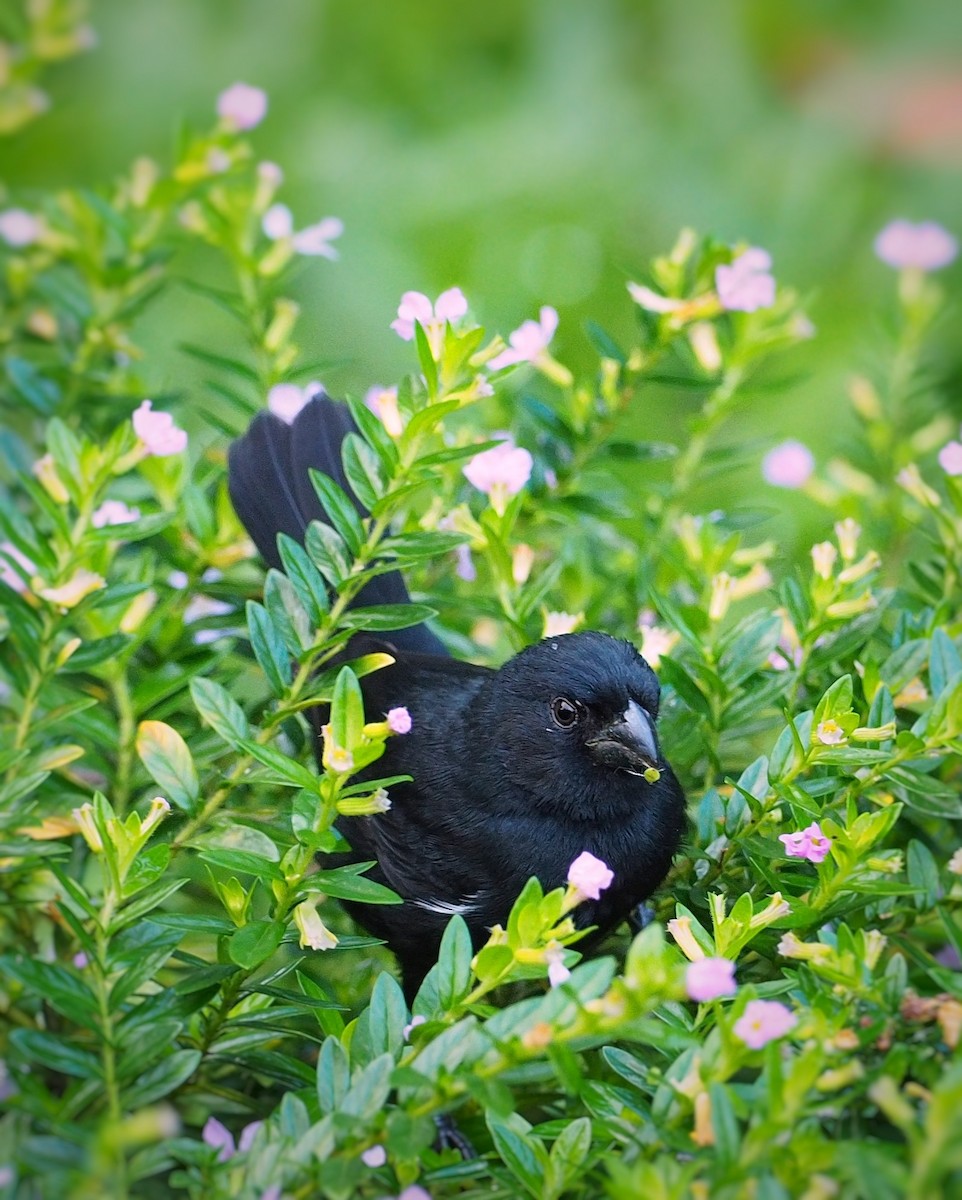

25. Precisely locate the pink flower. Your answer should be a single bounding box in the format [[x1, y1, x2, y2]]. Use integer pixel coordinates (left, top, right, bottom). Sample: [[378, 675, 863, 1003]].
[[390, 288, 468, 343], [545, 944, 571, 988], [387, 707, 412, 734], [364, 386, 403, 437], [361, 1144, 387, 1168], [92, 500, 141, 528], [938, 440, 962, 476], [686, 957, 737, 1003], [202, 1117, 262, 1161], [217, 83, 268, 131], [463, 441, 533, 514], [455, 543, 476, 582], [488, 306, 559, 370], [73, 952, 89, 969], [716, 248, 776, 312], [733, 998, 797, 1049], [262, 203, 294, 240], [874, 220, 957, 271], [0, 541, 36, 592], [779, 821, 832, 864], [567, 851, 614, 901], [403, 1014, 426, 1040], [0, 208, 42, 247], [816, 719, 845, 746], [292, 217, 343, 259], [762, 440, 814, 488], [268, 381, 323, 423], [132, 400, 188, 457], [398, 1189, 432, 1200]]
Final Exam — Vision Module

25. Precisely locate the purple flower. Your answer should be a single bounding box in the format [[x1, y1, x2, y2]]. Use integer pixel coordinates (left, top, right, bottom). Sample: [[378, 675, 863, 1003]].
[[267, 381, 324, 423], [733, 999, 797, 1049], [567, 851, 614, 901], [686, 957, 737, 1002], [217, 83, 268, 131], [545, 944, 571, 988], [938, 440, 962, 476], [364, 386, 403, 437], [874, 220, 957, 271], [387, 707, 412, 735], [455, 543, 476, 582], [762, 440, 814, 488], [403, 1014, 426, 1040], [291, 217, 343, 259], [262, 203, 294, 240], [716, 247, 776, 312], [73, 951, 89, 969], [0, 208, 42, 247], [390, 288, 468, 343], [779, 821, 832, 864], [202, 1117, 262, 1161], [488, 306, 559, 370], [92, 499, 141, 528], [132, 400, 188, 457], [361, 1144, 387, 1167]]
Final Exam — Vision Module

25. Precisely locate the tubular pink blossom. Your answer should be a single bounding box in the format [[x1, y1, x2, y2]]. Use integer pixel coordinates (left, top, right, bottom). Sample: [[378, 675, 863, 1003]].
[[733, 998, 797, 1048], [686, 957, 737, 1002], [938, 440, 962, 476], [291, 217, 343, 258], [488, 306, 559, 370], [387, 707, 412, 734], [762, 440, 814, 488], [463, 441, 533, 498], [567, 851, 614, 900], [390, 288, 467, 342], [874, 220, 957, 271], [217, 82, 268, 131], [262, 203, 293, 240], [92, 500, 141, 528], [716, 247, 776, 312], [132, 400, 188, 456], [0, 208, 42, 247]]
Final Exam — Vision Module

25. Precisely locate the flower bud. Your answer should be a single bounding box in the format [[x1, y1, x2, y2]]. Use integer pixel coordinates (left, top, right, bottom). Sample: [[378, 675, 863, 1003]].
[[138, 796, 171, 838], [264, 298, 300, 354], [511, 543, 534, 585], [811, 542, 837, 580], [55, 637, 83, 667], [666, 915, 706, 962], [834, 518, 861, 562], [896, 463, 940, 507], [837, 550, 880, 585], [33, 454, 70, 504], [120, 589, 157, 633], [826, 593, 877, 619], [293, 902, 338, 950], [708, 572, 733, 622], [38, 569, 106, 609], [848, 376, 882, 421], [337, 788, 391, 817], [862, 930, 887, 971], [72, 803, 103, 853]]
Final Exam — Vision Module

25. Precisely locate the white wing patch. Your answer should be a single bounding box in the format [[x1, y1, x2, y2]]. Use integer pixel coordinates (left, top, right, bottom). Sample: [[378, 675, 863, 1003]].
[[412, 894, 479, 916]]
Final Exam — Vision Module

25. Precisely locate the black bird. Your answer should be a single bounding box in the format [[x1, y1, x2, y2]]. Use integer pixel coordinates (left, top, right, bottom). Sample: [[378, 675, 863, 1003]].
[[228, 395, 687, 1000]]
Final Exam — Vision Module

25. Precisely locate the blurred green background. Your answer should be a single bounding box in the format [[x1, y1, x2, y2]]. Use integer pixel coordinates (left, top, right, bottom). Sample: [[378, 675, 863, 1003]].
[[6, 0, 961, 546]]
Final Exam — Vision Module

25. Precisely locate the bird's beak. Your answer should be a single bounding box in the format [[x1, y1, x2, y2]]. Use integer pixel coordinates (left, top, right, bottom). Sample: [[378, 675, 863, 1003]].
[[586, 700, 659, 775]]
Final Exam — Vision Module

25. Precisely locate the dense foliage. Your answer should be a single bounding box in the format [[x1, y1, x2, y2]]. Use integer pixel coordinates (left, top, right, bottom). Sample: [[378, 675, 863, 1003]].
[[1, 32, 962, 1200]]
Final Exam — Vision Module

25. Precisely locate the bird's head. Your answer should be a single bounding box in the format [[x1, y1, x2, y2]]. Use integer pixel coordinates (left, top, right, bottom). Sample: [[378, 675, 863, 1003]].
[[472, 631, 684, 821]]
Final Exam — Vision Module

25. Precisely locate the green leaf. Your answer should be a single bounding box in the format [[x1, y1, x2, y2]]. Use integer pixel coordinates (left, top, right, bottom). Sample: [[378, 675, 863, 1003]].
[[330, 664, 366, 751], [246, 600, 293, 695], [930, 629, 962, 697], [316, 1035, 351, 1114], [709, 1081, 741, 1166], [135, 720, 199, 811], [237, 738, 319, 791], [344, 394, 400, 472], [352, 971, 408, 1065], [304, 867, 402, 905], [229, 920, 285, 968], [305, 520, 351, 586], [277, 533, 330, 625], [546, 1117, 591, 1199], [264, 568, 314, 653], [341, 433, 384, 511], [436, 915, 473, 1009], [309, 468, 365, 553], [123, 1049, 202, 1107], [10, 1029, 100, 1078], [0, 957, 99, 1028], [190, 677, 249, 745], [487, 1117, 548, 1198], [340, 1053, 394, 1119], [414, 320, 439, 398], [339, 603, 437, 632]]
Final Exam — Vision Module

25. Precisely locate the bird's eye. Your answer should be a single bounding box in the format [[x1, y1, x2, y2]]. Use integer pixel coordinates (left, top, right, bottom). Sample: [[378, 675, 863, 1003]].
[[550, 697, 581, 728]]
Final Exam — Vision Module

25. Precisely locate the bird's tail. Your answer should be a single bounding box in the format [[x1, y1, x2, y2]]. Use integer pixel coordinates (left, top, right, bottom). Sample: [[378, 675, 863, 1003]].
[[228, 392, 447, 656]]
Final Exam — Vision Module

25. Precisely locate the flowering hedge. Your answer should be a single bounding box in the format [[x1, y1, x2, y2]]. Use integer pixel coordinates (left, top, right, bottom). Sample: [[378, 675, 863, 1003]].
[[1, 74, 962, 1200]]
